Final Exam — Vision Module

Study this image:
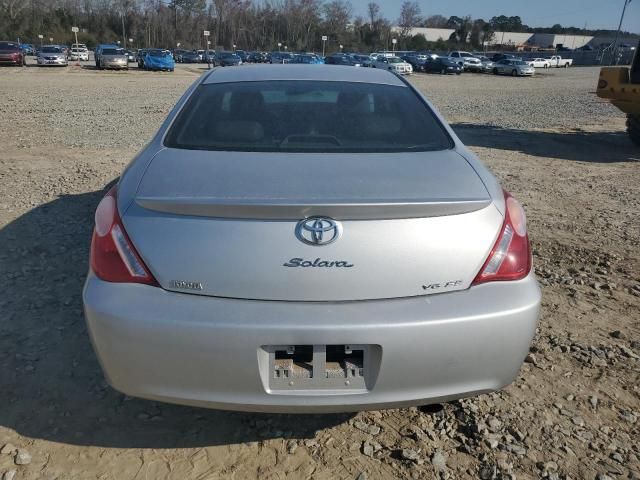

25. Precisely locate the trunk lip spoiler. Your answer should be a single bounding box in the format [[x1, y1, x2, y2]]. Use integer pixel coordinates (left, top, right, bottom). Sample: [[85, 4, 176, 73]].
[[135, 197, 493, 220]]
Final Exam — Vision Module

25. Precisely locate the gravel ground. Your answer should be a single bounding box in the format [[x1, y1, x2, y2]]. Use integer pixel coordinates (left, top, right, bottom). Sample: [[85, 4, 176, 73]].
[[0, 62, 638, 480]]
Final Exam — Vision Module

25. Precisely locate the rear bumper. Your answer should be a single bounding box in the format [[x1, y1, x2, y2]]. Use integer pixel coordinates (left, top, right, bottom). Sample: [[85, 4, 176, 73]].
[[37, 58, 67, 66], [102, 62, 128, 69], [0, 57, 22, 65], [83, 272, 540, 413]]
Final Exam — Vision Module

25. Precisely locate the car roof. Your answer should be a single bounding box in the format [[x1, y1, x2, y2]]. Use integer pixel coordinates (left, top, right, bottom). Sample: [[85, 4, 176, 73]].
[[202, 64, 406, 86]]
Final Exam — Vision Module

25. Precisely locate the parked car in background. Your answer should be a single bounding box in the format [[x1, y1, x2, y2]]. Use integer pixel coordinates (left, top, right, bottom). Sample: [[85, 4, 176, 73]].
[[448, 51, 482, 71], [248, 51, 268, 63], [180, 50, 200, 63], [372, 55, 413, 74], [401, 53, 430, 72], [269, 52, 293, 64], [203, 50, 216, 64], [491, 53, 521, 63], [124, 50, 136, 63], [235, 50, 249, 62], [69, 47, 89, 61], [493, 59, 535, 76], [37, 45, 68, 66], [143, 49, 175, 71], [83, 65, 540, 414], [291, 53, 324, 64], [20, 43, 35, 55], [529, 58, 550, 68], [0, 41, 26, 66], [325, 53, 360, 66], [99, 47, 128, 70], [215, 51, 242, 67], [423, 56, 462, 75], [95, 44, 118, 68], [350, 54, 372, 67], [370, 52, 393, 61], [474, 55, 495, 73], [547, 56, 572, 68], [172, 49, 188, 63]]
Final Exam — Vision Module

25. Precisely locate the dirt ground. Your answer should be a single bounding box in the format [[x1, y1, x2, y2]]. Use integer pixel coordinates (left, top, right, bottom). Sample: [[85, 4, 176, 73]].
[[0, 63, 638, 480]]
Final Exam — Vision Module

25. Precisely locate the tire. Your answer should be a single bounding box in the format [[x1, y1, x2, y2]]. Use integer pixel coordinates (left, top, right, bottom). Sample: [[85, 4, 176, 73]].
[[493, 68, 498, 75], [564, 63, 569, 68], [511, 69, 518, 77], [627, 114, 640, 147]]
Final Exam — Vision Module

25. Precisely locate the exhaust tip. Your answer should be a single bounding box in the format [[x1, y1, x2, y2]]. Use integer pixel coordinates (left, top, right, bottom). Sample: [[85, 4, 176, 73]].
[[418, 403, 444, 415]]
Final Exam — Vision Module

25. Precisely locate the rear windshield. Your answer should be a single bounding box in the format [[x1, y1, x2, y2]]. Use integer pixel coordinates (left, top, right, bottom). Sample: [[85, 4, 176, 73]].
[[0, 43, 20, 51], [165, 80, 453, 153], [149, 49, 170, 56]]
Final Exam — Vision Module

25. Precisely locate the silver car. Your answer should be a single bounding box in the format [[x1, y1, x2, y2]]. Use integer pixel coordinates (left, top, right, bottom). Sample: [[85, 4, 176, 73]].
[[83, 65, 540, 413], [99, 47, 128, 70], [36, 45, 68, 66], [493, 59, 535, 77]]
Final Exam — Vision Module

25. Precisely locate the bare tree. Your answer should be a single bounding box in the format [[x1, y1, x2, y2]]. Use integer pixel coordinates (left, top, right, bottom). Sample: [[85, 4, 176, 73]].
[[367, 2, 379, 27], [423, 14, 447, 28], [322, 0, 351, 44], [397, 1, 420, 38]]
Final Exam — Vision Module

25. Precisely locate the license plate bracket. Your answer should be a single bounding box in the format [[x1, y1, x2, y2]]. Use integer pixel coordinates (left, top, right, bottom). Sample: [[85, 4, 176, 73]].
[[260, 344, 380, 393]]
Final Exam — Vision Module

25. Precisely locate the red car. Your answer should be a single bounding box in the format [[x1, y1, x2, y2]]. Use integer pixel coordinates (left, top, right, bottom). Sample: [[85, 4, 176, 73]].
[[0, 41, 26, 66]]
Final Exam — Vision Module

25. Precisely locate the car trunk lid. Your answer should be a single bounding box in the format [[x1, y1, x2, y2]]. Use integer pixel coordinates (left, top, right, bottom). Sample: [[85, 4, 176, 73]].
[[121, 148, 502, 301]]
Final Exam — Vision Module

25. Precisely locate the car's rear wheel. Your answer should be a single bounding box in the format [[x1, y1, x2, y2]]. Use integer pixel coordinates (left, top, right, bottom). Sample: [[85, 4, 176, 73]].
[[564, 63, 569, 68], [627, 114, 640, 147], [493, 68, 498, 75], [511, 69, 518, 77]]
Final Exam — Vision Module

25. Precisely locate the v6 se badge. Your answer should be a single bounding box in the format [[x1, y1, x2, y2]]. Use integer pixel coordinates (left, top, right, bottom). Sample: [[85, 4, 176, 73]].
[[422, 280, 463, 291]]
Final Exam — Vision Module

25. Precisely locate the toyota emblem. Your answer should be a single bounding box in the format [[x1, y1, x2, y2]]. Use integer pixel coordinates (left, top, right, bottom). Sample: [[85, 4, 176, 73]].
[[295, 217, 342, 246]]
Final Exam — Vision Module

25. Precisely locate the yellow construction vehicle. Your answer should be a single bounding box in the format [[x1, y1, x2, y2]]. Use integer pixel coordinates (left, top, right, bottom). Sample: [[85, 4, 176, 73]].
[[597, 40, 640, 146]]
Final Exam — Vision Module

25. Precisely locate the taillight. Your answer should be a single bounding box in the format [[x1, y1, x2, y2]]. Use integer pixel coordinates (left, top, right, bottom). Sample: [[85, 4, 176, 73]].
[[90, 186, 158, 285], [472, 191, 532, 285]]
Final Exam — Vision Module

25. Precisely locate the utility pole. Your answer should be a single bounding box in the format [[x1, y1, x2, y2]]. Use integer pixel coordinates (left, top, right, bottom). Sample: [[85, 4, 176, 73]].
[[121, 11, 126, 48], [611, 0, 631, 65]]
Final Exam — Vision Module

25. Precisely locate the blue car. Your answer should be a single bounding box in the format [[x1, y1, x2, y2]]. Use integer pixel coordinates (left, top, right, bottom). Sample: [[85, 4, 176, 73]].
[[143, 49, 175, 71], [291, 54, 324, 64], [20, 44, 35, 55]]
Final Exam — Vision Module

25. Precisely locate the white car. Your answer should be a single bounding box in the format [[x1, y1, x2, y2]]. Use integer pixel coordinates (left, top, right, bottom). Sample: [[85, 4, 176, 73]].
[[69, 48, 89, 61], [372, 56, 412, 74], [529, 58, 550, 68], [547, 55, 573, 68]]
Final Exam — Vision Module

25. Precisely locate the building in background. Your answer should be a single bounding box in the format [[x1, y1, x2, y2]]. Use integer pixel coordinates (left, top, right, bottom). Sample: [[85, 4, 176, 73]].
[[391, 27, 455, 42], [394, 27, 636, 53]]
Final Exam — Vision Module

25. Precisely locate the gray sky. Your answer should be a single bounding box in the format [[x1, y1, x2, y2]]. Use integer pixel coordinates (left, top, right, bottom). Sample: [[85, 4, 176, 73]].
[[350, 0, 639, 33]]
